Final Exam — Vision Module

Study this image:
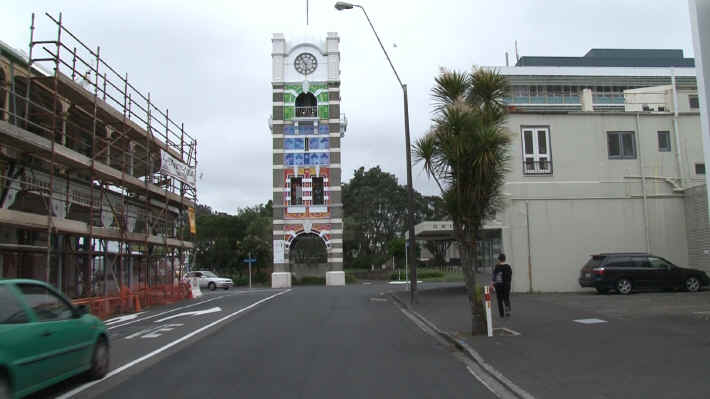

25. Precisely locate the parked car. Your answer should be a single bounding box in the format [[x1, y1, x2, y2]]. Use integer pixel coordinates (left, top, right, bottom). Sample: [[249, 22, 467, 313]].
[[184, 271, 233, 291], [0, 279, 109, 398], [579, 252, 710, 294]]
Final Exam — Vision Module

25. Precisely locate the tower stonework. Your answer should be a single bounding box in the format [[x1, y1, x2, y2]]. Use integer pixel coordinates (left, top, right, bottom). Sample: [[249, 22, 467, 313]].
[[270, 32, 346, 288]]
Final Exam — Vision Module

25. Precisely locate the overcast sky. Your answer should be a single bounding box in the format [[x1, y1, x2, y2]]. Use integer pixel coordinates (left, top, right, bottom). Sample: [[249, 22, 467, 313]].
[[2, 1, 696, 214]]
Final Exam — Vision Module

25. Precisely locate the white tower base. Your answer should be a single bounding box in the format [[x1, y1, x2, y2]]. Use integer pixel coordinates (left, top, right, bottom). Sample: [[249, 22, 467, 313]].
[[271, 272, 292, 288], [325, 271, 346, 286]]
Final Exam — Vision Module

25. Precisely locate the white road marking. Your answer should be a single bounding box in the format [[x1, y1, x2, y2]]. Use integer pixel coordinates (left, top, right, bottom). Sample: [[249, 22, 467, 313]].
[[494, 327, 521, 336], [369, 297, 388, 302], [125, 324, 184, 339], [105, 313, 146, 325], [56, 289, 291, 399], [141, 324, 183, 339], [107, 296, 222, 330], [693, 311, 710, 315], [154, 306, 222, 323], [573, 318, 607, 324], [228, 289, 282, 295]]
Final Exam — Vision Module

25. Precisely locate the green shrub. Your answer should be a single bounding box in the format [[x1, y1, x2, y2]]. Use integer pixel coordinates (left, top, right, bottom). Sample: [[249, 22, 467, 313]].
[[233, 276, 249, 286], [418, 270, 444, 279], [391, 270, 444, 280], [295, 276, 326, 285]]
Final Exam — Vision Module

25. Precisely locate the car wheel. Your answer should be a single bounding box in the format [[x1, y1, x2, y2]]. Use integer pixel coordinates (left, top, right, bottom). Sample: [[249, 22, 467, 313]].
[[685, 276, 701, 293], [595, 287, 609, 294], [87, 337, 110, 380], [0, 374, 10, 399], [616, 278, 633, 295], [208, 282, 216, 291]]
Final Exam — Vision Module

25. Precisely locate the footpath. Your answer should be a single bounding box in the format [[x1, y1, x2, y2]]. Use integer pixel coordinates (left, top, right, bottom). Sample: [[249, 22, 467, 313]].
[[393, 283, 710, 399]]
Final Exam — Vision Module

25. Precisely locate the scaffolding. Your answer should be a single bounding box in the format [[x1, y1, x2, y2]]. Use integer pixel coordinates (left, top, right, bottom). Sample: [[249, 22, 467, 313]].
[[0, 13, 197, 313]]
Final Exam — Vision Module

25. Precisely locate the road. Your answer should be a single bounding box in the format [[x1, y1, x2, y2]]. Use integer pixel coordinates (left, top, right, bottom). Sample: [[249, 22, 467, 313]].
[[36, 284, 496, 399]]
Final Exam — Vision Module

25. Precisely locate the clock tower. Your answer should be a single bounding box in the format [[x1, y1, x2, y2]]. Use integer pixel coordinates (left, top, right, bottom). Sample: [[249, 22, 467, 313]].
[[269, 31, 346, 288]]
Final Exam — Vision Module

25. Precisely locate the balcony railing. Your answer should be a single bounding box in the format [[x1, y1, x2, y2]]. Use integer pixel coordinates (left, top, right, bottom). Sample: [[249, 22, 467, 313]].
[[523, 159, 553, 175], [295, 106, 318, 118]]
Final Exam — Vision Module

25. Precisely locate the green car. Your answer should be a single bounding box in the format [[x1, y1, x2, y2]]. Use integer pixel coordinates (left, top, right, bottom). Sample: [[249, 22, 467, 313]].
[[0, 279, 110, 398]]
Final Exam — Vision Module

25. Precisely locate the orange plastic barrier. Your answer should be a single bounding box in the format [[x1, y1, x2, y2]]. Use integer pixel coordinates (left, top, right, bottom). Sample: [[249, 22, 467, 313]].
[[72, 283, 192, 320]]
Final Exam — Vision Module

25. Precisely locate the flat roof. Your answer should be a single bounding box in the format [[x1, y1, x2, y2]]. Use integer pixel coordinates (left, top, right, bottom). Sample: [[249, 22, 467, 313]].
[[516, 49, 694, 68], [490, 66, 697, 77]]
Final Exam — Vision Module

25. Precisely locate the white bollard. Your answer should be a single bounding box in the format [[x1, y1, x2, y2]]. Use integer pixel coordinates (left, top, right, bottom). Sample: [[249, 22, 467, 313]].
[[190, 277, 202, 298], [484, 285, 493, 337]]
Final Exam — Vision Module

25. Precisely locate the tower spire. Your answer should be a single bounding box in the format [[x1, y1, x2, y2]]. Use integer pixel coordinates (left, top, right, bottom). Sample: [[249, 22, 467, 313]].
[[306, 0, 309, 25]]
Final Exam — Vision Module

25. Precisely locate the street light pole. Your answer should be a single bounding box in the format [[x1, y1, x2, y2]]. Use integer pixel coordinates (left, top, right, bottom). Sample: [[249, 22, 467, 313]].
[[335, 1, 417, 303]]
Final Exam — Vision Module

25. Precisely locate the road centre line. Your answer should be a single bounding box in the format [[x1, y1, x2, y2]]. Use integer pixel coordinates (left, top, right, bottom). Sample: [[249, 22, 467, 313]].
[[56, 289, 292, 399], [107, 296, 223, 330]]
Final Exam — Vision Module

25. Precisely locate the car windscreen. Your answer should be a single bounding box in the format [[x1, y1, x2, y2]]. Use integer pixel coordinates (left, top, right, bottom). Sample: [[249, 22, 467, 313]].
[[203, 271, 217, 278]]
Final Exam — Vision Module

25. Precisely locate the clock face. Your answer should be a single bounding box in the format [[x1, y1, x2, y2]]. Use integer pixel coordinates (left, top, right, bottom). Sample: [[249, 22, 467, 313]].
[[294, 53, 318, 75]]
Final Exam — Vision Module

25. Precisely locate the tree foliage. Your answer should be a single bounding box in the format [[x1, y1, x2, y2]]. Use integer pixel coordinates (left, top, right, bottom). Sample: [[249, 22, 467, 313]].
[[413, 67, 511, 334], [342, 166, 445, 269], [193, 201, 273, 283]]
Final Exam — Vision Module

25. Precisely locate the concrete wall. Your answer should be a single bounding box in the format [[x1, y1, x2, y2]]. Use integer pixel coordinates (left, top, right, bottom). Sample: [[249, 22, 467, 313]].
[[502, 111, 700, 292], [684, 184, 710, 274], [503, 196, 688, 293]]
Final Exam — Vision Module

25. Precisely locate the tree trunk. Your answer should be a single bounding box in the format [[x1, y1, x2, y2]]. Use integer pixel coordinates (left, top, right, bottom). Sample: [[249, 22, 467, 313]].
[[458, 230, 486, 335]]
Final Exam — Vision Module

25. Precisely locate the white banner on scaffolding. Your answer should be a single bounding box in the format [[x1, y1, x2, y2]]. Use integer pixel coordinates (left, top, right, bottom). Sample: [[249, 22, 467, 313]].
[[160, 149, 196, 188]]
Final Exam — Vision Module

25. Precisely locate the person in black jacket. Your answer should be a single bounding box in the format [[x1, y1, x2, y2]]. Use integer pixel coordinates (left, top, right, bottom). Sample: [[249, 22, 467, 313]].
[[491, 253, 512, 317]]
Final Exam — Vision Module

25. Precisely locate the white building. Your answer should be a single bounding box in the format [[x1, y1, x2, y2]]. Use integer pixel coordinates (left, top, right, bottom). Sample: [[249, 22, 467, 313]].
[[418, 49, 707, 292]]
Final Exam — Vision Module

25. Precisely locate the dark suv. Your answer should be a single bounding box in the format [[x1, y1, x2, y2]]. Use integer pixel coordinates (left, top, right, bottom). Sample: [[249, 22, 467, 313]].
[[579, 253, 710, 294]]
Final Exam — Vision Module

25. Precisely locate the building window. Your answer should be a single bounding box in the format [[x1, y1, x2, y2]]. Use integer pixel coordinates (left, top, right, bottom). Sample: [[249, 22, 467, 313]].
[[290, 177, 303, 205], [304, 137, 310, 152], [312, 177, 325, 205], [689, 95, 699, 109], [657, 131, 671, 152], [607, 131, 636, 159], [696, 163, 706, 175], [521, 127, 552, 175]]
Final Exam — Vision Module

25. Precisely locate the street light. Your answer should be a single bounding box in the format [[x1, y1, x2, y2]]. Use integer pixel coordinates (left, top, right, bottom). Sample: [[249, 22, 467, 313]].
[[335, 1, 418, 303]]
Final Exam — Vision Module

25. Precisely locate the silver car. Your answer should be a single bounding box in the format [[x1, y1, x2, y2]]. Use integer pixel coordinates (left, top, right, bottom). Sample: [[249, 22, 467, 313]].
[[185, 270, 233, 291]]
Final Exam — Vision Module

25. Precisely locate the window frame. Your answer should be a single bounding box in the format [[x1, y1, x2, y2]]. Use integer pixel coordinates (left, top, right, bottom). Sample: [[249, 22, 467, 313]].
[[17, 283, 76, 322], [0, 284, 30, 324], [607, 131, 637, 160], [312, 176, 325, 205], [520, 126, 553, 175], [647, 257, 672, 270], [657, 131, 671, 152], [602, 256, 632, 268], [689, 94, 699, 109], [290, 176, 304, 205], [695, 163, 706, 175]]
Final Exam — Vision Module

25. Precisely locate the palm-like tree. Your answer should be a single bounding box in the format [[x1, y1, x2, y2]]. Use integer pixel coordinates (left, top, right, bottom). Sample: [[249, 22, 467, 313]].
[[414, 68, 510, 335]]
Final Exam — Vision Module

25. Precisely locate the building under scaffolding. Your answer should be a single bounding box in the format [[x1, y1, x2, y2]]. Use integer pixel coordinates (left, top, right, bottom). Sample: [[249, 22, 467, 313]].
[[0, 13, 197, 301]]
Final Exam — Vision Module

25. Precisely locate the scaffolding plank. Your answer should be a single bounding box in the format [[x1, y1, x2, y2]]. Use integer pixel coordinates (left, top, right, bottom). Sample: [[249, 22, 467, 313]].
[[0, 120, 195, 208], [0, 208, 193, 249], [34, 74, 187, 161]]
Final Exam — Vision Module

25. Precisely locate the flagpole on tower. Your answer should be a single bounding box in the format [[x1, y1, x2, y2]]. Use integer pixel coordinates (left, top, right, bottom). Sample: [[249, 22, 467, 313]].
[[306, 0, 309, 25]]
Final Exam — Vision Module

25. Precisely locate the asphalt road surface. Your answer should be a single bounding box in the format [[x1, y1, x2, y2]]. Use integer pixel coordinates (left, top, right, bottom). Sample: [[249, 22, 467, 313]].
[[38, 284, 495, 399]]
